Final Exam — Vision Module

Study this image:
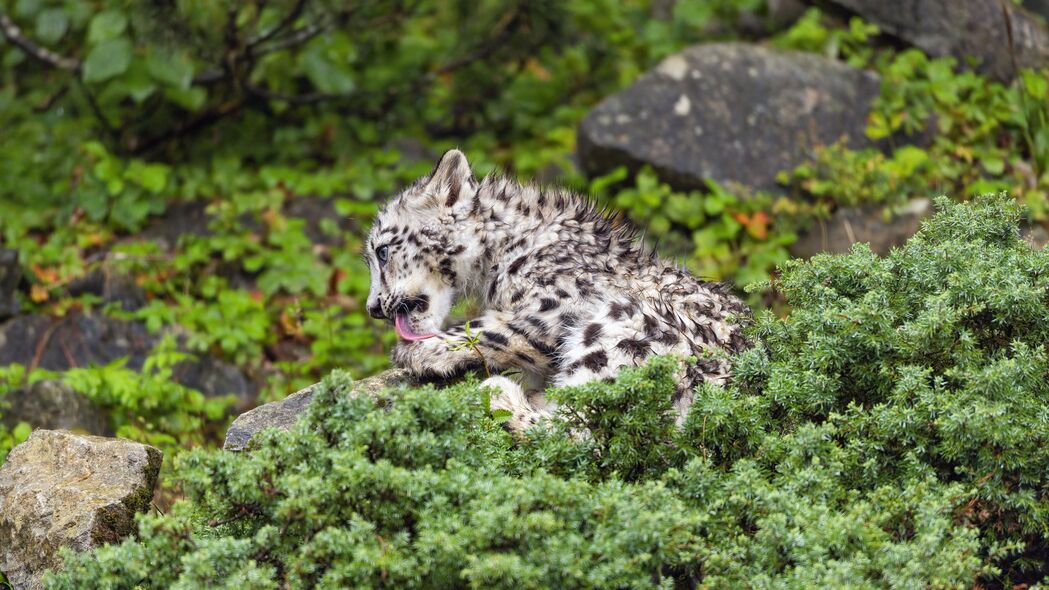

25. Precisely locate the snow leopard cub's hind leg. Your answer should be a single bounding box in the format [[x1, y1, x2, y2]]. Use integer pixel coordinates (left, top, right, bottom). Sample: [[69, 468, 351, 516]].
[[482, 376, 553, 433], [485, 310, 677, 435], [551, 299, 707, 419], [553, 300, 662, 388]]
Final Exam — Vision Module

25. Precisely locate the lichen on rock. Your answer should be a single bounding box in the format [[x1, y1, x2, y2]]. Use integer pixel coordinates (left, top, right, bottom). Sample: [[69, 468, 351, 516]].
[[0, 430, 162, 590]]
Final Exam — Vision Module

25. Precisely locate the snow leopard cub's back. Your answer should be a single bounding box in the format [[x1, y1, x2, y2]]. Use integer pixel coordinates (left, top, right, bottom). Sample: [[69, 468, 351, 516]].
[[368, 149, 750, 428]]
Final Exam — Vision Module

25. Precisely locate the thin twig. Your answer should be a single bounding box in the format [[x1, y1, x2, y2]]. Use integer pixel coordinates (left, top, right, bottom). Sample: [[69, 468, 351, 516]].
[[33, 84, 69, 112], [193, 7, 325, 85], [246, 0, 307, 48], [75, 79, 119, 145], [128, 98, 245, 155], [57, 336, 78, 368], [0, 11, 80, 71], [253, 22, 327, 57], [998, 0, 1042, 179], [192, 68, 228, 85], [207, 503, 258, 527], [28, 318, 65, 374], [244, 80, 338, 104], [434, 8, 519, 75], [998, 0, 1021, 81]]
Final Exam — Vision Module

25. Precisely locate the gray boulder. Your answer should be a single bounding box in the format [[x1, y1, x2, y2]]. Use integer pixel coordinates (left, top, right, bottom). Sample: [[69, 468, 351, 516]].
[[0, 249, 20, 321], [0, 313, 155, 374], [790, 198, 933, 257], [0, 430, 162, 590], [224, 369, 413, 451], [578, 43, 881, 194], [0, 380, 110, 435], [811, 0, 1049, 82]]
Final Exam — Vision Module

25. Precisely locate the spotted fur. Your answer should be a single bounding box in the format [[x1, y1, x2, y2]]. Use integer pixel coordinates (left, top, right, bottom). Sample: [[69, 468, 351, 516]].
[[365, 150, 750, 432]]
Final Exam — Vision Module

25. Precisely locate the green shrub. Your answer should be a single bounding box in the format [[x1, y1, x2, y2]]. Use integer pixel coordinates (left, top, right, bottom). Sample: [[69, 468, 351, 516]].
[[739, 195, 1049, 580], [45, 368, 983, 590], [46, 196, 1047, 588]]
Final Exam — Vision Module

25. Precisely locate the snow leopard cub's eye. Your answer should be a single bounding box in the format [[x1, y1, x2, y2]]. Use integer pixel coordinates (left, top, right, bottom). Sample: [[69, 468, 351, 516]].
[[376, 245, 389, 266]]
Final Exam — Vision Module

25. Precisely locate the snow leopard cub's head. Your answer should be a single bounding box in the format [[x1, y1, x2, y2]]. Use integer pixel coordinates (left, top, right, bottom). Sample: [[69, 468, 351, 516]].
[[365, 149, 480, 341]]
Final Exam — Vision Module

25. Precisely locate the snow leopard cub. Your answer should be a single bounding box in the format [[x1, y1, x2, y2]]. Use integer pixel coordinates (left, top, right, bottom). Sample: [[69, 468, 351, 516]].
[[364, 149, 750, 431]]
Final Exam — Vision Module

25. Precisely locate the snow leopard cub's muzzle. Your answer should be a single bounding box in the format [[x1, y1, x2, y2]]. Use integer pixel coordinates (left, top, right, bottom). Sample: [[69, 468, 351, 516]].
[[366, 267, 456, 341], [368, 294, 440, 341], [366, 294, 428, 321]]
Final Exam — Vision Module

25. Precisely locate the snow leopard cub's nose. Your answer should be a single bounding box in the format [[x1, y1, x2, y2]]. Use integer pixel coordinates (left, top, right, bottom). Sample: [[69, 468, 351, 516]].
[[367, 302, 387, 320]]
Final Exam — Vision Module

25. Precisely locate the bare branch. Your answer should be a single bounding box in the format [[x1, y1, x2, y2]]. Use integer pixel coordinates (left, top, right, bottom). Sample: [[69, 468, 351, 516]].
[[253, 22, 326, 56], [75, 79, 119, 143], [192, 68, 228, 85], [244, 80, 339, 104], [128, 98, 245, 156], [33, 84, 69, 112], [193, 12, 326, 84], [0, 11, 80, 71]]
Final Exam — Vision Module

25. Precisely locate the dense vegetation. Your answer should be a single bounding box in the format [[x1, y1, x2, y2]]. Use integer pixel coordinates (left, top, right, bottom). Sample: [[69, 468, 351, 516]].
[[1, 0, 1049, 586], [44, 197, 1049, 588], [0, 0, 783, 465], [2, 0, 1048, 461]]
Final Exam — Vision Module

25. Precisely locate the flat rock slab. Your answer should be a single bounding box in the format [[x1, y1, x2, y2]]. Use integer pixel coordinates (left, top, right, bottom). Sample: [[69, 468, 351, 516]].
[[578, 42, 881, 194], [0, 430, 162, 590], [223, 369, 414, 451], [814, 0, 1049, 82]]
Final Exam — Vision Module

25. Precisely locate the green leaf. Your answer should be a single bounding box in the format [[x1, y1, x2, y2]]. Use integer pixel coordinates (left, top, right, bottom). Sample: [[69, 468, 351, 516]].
[[63, 1, 93, 28], [164, 86, 207, 111], [77, 188, 109, 221], [35, 9, 69, 44], [13, 0, 41, 19], [981, 157, 1005, 175], [300, 46, 355, 95], [107, 58, 158, 103], [82, 38, 132, 83], [1021, 70, 1048, 100], [491, 409, 513, 424], [865, 111, 892, 140], [893, 145, 929, 174], [126, 75, 158, 103], [12, 421, 32, 442], [87, 10, 128, 44], [146, 51, 194, 90], [126, 161, 170, 193]]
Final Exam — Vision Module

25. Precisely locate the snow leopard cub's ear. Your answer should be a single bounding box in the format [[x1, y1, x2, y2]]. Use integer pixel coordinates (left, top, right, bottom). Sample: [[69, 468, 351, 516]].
[[423, 149, 475, 208]]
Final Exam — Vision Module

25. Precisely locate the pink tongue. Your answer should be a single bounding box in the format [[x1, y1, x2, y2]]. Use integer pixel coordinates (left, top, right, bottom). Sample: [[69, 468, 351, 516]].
[[395, 315, 436, 341]]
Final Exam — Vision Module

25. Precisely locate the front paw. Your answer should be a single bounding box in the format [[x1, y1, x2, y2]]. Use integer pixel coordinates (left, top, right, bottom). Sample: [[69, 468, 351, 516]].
[[392, 338, 480, 379], [391, 339, 429, 374]]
